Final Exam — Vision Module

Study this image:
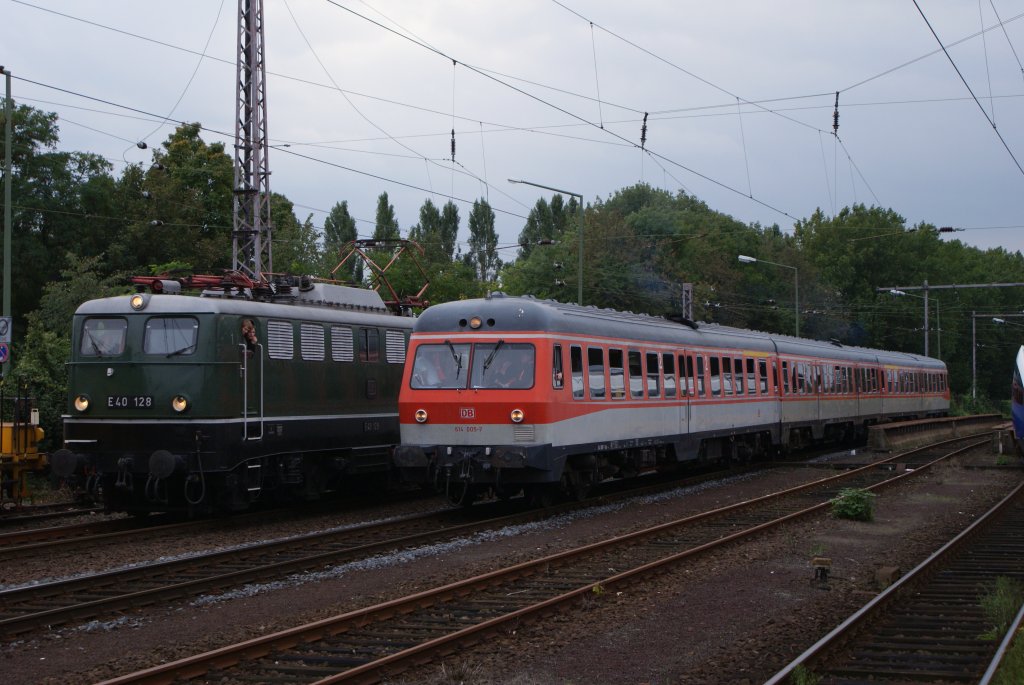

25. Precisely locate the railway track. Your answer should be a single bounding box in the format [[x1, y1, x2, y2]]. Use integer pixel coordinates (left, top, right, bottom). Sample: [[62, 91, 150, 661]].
[[94, 435, 993, 684], [0, 462, 759, 637], [0, 501, 102, 526], [766, 477, 1024, 685]]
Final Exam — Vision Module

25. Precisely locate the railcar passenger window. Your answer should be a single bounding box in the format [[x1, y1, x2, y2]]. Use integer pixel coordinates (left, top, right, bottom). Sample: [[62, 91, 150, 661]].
[[733, 357, 744, 395], [709, 357, 722, 397], [629, 351, 644, 399], [781, 361, 790, 394], [588, 347, 606, 400], [758, 359, 768, 394], [552, 344, 564, 389], [571, 345, 584, 399], [143, 317, 197, 356], [81, 318, 128, 357], [609, 349, 625, 399], [695, 355, 705, 397], [647, 352, 660, 398], [745, 358, 756, 394], [663, 353, 677, 399], [679, 355, 690, 396]]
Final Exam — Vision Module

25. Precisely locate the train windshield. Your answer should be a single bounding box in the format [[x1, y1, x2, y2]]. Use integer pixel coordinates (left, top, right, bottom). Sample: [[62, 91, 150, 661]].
[[411, 343, 470, 389], [144, 317, 199, 356], [410, 342, 536, 389], [81, 318, 127, 357], [471, 342, 535, 389]]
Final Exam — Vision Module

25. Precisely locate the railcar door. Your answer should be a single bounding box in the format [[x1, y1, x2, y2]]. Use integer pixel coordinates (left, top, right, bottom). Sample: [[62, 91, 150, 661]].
[[240, 318, 264, 440]]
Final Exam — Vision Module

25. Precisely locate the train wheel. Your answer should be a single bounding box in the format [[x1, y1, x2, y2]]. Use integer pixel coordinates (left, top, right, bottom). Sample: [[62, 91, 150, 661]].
[[445, 480, 476, 507], [526, 484, 556, 508]]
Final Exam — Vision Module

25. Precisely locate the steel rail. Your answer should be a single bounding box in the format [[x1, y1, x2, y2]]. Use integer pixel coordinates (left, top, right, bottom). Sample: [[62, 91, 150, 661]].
[[766, 478, 1024, 684], [96, 437, 993, 685]]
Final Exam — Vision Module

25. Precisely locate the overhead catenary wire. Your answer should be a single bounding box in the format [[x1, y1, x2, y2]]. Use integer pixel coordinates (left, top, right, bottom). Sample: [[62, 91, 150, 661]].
[[912, 0, 1024, 177]]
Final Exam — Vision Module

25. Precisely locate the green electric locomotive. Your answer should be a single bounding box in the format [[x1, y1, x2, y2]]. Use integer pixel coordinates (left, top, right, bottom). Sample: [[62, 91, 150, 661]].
[[51, 277, 413, 514]]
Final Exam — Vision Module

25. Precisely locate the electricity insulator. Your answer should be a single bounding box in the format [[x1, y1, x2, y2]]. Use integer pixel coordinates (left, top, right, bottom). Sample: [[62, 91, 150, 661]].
[[554, 279, 565, 287], [450, 129, 455, 162], [149, 220, 164, 227], [640, 112, 648, 150], [553, 262, 564, 270], [832, 91, 839, 135], [137, 141, 148, 150]]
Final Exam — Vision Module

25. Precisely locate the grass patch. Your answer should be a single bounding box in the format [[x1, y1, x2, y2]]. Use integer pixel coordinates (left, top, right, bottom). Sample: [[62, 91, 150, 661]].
[[830, 488, 876, 521]]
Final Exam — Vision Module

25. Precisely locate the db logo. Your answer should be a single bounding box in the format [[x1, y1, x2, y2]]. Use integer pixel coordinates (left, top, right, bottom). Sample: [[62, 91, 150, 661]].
[[459, 407, 476, 420]]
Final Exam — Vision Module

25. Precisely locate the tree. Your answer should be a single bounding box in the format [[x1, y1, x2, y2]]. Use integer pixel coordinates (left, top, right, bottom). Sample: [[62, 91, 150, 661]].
[[0, 105, 116, 338], [465, 199, 501, 283], [323, 201, 361, 281], [373, 192, 400, 241]]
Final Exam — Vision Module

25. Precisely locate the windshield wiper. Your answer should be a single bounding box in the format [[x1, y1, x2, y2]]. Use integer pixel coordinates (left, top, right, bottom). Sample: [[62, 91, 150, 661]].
[[166, 342, 196, 358], [445, 340, 463, 379], [82, 327, 108, 358], [481, 339, 505, 372]]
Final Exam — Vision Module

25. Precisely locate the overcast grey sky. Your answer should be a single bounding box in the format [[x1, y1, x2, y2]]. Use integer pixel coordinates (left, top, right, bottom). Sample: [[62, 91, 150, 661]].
[[5, 0, 1024, 259]]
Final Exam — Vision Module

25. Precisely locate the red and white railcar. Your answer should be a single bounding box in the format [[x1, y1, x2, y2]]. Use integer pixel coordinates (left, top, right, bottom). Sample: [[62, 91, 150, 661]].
[[394, 293, 950, 504]]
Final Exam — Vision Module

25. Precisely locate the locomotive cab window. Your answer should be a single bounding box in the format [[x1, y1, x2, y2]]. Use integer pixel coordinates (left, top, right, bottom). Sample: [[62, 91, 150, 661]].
[[359, 328, 380, 362], [81, 318, 128, 357], [144, 317, 198, 356], [471, 342, 534, 389], [411, 343, 469, 389]]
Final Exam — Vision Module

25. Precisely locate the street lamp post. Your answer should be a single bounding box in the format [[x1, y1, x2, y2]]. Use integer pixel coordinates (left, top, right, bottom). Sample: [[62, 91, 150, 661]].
[[887, 289, 940, 358], [2, 66, 11, 379], [738, 254, 799, 337], [509, 179, 584, 306]]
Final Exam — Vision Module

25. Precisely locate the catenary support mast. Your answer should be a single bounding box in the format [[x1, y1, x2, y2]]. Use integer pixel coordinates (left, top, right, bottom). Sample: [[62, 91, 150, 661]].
[[233, 0, 272, 280]]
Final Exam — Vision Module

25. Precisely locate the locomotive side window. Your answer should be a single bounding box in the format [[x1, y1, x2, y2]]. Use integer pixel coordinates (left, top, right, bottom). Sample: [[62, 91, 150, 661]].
[[663, 353, 676, 399], [300, 323, 326, 361], [331, 326, 354, 362], [410, 343, 469, 389], [81, 318, 128, 357], [385, 329, 407, 364], [588, 347, 606, 400], [471, 342, 534, 389], [360, 328, 380, 362], [552, 344, 564, 389], [143, 317, 197, 356], [628, 351, 644, 399], [570, 345, 584, 399], [608, 349, 625, 399], [267, 320, 294, 359], [646, 352, 661, 398]]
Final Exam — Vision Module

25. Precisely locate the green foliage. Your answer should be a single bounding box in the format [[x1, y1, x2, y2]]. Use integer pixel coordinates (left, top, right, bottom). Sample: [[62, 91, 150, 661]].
[[830, 488, 876, 521], [790, 665, 822, 685], [979, 577, 1024, 641], [950, 393, 1000, 417]]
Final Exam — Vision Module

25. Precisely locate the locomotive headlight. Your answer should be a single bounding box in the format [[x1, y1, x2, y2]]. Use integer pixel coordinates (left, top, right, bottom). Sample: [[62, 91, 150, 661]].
[[129, 293, 148, 310], [74, 395, 90, 412], [414, 408, 428, 423], [510, 408, 525, 423], [469, 316, 482, 329], [171, 395, 190, 413]]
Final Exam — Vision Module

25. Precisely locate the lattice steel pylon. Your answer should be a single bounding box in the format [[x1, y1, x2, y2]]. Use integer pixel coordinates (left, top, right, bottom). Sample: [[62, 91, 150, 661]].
[[232, 0, 272, 281]]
